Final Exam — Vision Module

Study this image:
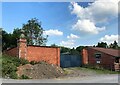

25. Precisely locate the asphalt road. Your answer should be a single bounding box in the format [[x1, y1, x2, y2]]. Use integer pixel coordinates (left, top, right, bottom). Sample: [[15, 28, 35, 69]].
[[1, 74, 119, 83]]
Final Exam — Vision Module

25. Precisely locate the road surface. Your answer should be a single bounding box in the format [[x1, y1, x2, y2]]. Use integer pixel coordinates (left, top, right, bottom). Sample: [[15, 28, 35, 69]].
[[1, 74, 119, 83]]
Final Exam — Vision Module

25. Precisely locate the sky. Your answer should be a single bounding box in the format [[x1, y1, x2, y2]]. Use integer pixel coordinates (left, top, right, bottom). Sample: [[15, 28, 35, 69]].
[[1, 0, 119, 48]]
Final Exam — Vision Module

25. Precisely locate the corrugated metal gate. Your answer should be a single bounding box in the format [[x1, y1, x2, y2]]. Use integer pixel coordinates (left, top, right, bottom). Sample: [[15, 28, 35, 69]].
[[60, 54, 82, 68]]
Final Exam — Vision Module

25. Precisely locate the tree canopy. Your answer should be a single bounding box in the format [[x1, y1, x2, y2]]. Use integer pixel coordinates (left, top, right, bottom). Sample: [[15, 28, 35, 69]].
[[2, 18, 48, 51], [96, 42, 108, 48], [23, 18, 48, 46], [109, 41, 119, 49]]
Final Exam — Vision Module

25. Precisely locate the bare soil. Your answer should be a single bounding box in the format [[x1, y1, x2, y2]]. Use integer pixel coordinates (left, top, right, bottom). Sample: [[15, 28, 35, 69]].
[[16, 64, 108, 79], [16, 63, 64, 79], [59, 67, 101, 79]]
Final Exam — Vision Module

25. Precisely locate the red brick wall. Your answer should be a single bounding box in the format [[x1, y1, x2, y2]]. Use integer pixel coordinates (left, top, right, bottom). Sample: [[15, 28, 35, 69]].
[[82, 49, 88, 65], [26, 46, 60, 66], [4, 38, 60, 66], [87, 48, 115, 70], [4, 47, 18, 57]]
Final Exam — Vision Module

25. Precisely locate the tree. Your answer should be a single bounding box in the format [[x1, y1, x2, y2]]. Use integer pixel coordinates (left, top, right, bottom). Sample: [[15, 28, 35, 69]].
[[23, 18, 48, 46], [70, 47, 80, 55], [2, 28, 21, 51], [96, 42, 108, 48], [109, 41, 118, 49], [76, 46, 85, 53], [2, 30, 13, 50], [12, 28, 21, 47], [60, 46, 70, 53], [51, 44, 58, 47]]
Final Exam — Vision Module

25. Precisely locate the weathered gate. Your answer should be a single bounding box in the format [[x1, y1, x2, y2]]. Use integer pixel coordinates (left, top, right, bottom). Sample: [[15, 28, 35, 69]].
[[60, 54, 82, 68]]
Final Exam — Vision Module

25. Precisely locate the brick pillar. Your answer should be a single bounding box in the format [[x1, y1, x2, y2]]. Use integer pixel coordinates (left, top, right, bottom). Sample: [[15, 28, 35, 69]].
[[82, 48, 88, 65], [18, 38, 27, 59], [57, 48, 60, 66]]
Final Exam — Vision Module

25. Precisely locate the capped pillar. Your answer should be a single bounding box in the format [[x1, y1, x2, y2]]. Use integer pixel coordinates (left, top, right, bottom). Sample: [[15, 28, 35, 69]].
[[18, 30, 27, 59]]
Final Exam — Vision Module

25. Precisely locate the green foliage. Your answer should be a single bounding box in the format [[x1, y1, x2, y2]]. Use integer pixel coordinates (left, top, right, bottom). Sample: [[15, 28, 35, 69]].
[[96, 42, 108, 48], [23, 18, 48, 46], [95, 41, 119, 50], [9, 72, 18, 79], [76, 46, 85, 52], [109, 41, 119, 49], [30, 60, 48, 65], [20, 75, 31, 79], [69, 47, 80, 55], [60, 46, 70, 53], [2, 18, 48, 51], [30, 61, 38, 65], [2, 62, 17, 77], [2, 28, 21, 51], [2, 55, 29, 79], [82, 64, 120, 74], [51, 44, 58, 47]]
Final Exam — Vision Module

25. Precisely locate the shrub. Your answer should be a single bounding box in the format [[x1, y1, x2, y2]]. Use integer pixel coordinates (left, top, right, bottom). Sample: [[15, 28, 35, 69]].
[[2, 54, 29, 79], [20, 75, 30, 79], [30, 61, 37, 65], [9, 72, 18, 79], [19, 58, 29, 65]]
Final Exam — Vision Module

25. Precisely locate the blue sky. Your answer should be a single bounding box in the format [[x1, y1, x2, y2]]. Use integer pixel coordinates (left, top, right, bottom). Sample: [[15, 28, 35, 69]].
[[2, 1, 118, 48]]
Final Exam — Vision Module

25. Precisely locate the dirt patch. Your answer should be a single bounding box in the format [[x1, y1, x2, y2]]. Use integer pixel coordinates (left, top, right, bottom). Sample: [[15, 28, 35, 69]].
[[16, 63, 64, 79], [59, 67, 100, 79]]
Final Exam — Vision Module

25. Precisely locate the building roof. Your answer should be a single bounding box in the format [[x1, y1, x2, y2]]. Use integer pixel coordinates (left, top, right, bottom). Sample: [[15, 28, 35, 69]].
[[88, 47, 120, 57]]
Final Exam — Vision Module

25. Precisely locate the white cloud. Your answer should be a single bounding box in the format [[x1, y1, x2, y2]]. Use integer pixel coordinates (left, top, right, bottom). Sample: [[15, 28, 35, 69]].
[[44, 29, 63, 36], [70, 1, 118, 24], [69, 1, 118, 35], [100, 35, 120, 45], [73, 19, 105, 34], [67, 33, 80, 39], [60, 40, 75, 48]]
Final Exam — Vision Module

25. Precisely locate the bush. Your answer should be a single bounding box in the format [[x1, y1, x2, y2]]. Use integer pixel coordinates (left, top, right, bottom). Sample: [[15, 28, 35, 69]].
[[9, 72, 18, 79], [19, 58, 29, 65], [20, 75, 30, 79], [30, 61, 37, 65], [2, 54, 29, 79]]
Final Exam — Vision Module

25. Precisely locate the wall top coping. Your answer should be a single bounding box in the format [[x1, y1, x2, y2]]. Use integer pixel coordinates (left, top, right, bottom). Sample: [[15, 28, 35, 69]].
[[28, 45, 60, 48]]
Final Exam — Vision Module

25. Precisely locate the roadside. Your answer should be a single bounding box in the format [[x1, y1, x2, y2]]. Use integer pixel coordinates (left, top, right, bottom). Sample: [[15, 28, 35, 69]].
[[2, 74, 118, 83], [58, 67, 119, 79]]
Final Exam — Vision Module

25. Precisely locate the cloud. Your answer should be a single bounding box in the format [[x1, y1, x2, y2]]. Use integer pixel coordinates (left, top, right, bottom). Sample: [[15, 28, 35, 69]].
[[44, 29, 63, 36], [67, 33, 80, 39], [70, 1, 118, 24], [73, 19, 105, 34], [69, 1, 118, 35], [100, 35, 120, 45], [60, 40, 75, 48]]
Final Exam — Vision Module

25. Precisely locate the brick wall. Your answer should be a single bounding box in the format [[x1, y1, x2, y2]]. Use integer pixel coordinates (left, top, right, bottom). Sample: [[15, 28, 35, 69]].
[[82, 47, 115, 70], [27, 46, 60, 66], [4, 47, 18, 57], [88, 48, 114, 69], [4, 38, 60, 66]]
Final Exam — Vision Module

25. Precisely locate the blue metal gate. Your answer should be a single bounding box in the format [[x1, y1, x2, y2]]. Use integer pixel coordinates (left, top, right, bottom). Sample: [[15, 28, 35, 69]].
[[60, 54, 82, 68]]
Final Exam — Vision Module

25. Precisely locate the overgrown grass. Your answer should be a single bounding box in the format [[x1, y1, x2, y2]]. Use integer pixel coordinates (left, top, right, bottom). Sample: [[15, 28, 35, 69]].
[[2, 54, 29, 79], [63, 66, 120, 74], [77, 66, 120, 74]]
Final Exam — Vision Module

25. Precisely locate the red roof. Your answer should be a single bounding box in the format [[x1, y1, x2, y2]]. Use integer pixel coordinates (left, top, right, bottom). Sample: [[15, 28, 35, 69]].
[[88, 47, 120, 57]]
